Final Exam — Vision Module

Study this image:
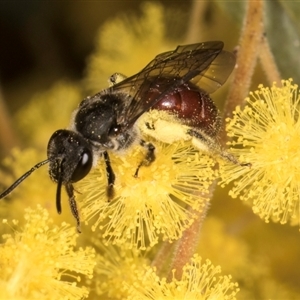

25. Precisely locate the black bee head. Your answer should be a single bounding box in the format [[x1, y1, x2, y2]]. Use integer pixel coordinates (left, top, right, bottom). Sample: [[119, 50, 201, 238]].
[[47, 129, 93, 216], [47, 129, 93, 184]]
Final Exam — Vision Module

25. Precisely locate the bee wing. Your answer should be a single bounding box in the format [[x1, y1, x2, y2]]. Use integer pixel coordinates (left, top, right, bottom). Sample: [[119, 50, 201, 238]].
[[107, 41, 235, 128], [190, 49, 236, 94]]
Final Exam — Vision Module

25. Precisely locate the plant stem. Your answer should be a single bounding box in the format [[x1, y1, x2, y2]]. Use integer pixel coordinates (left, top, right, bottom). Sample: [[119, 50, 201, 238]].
[[166, 187, 214, 281], [259, 35, 281, 85], [151, 241, 174, 274], [222, 0, 264, 126]]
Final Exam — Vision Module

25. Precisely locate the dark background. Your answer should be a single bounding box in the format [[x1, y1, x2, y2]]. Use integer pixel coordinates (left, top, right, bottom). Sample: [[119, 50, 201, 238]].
[[0, 1, 192, 110]]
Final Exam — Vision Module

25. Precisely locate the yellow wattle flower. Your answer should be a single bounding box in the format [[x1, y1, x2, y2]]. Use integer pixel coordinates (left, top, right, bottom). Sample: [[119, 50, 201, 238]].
[[85, 2, 172, 93], [0, 205, 95, 300], [87, 240, 149, 299], [127, 254, 239, 300], [76, 138, 217, 249], [15, 82, 82, 148], [220, 79, 300, 225]]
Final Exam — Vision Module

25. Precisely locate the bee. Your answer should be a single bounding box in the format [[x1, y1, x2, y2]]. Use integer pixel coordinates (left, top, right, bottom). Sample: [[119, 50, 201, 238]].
[[0, 41, 238, 232]]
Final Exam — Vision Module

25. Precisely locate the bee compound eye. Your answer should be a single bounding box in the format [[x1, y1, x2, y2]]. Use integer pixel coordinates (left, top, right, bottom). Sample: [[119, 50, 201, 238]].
[[71, 150, 93, 182]]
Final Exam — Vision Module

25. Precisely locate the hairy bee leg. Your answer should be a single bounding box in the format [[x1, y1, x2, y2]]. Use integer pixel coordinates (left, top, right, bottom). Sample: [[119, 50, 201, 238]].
[[65, 183, 81, 233], [103, 151, 115, 199], [187, 129, 246, 165], [134, 140, 156, 178]]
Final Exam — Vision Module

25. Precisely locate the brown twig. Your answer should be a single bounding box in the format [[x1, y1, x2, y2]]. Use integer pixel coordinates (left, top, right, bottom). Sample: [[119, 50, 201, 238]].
[[151, 241, 174, 274], [221, 0, 264, 129], [259, 34, 282, 85], [167, 188, 213, 281]]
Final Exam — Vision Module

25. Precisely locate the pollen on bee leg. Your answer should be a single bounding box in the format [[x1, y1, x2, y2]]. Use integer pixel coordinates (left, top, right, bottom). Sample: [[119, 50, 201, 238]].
[[191, 137, 210, 152], [138, 110, 191, 145]]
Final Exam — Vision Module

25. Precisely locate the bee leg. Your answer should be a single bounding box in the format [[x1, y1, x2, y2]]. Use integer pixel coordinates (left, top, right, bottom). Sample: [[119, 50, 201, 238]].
[[65, 183, 81, 233], [134, 140, 156, 177], [103, 151, 115, 199], [187, 129, 241, 165]]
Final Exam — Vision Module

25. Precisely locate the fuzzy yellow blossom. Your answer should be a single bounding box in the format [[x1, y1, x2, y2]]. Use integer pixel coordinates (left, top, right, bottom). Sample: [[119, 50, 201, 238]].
[[85, 2, 176, 93], [76, 138, 217, 249], [87, 239, 149, 299], [220, 79, 300, 225], [0, 205, 95, 300], [15, 81, 82, 148], [0, 149, 51, 222], [0, 148, 76, 228], [127, 254, 239, 300]]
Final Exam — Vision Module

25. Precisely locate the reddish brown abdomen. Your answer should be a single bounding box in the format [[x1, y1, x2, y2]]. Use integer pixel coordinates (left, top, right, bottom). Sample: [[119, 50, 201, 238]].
[[151, 81, 220, 136]]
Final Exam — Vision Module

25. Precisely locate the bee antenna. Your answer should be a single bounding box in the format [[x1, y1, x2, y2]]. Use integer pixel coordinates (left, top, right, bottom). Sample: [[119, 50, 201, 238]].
[[0, 159, 50, 199], [56, 174, 63, 215]]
